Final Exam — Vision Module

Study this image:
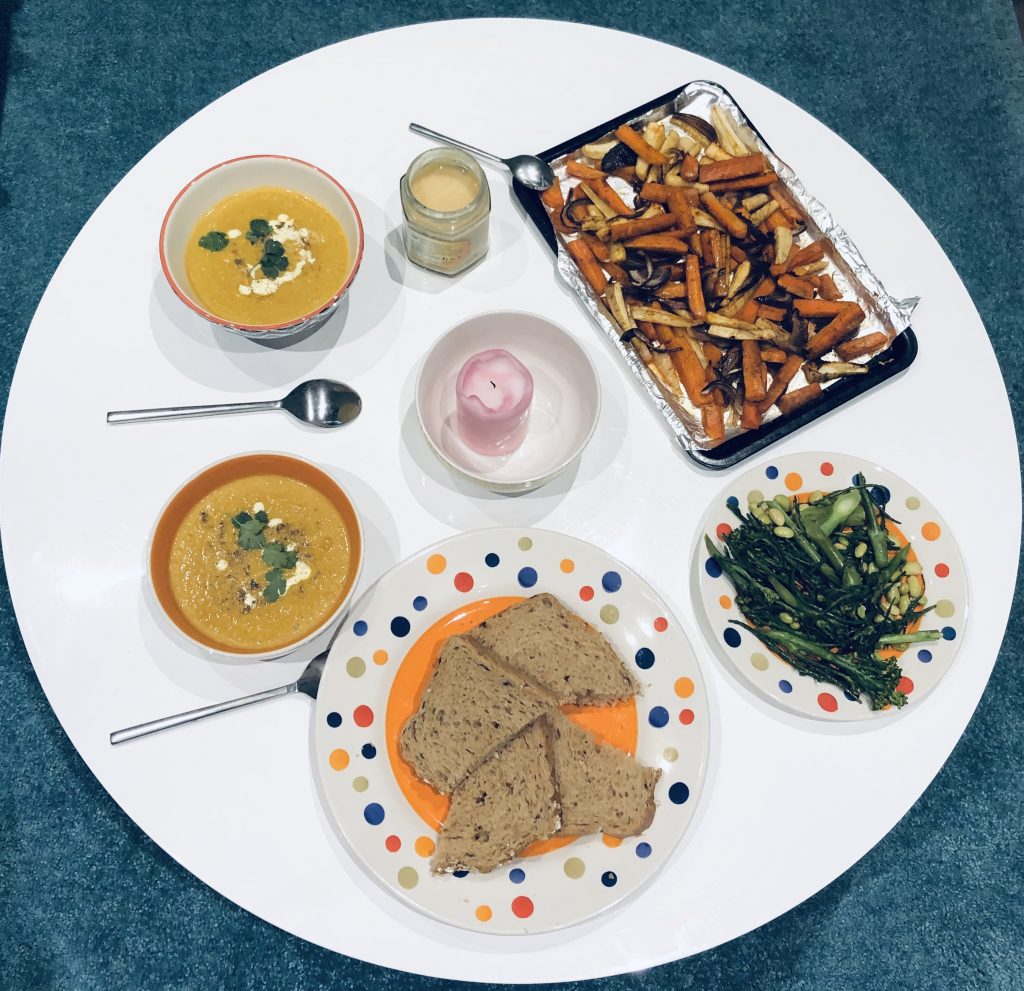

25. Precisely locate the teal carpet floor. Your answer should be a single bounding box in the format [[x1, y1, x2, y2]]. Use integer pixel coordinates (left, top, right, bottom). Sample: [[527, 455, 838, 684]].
[[1, 2, 1022, 989]]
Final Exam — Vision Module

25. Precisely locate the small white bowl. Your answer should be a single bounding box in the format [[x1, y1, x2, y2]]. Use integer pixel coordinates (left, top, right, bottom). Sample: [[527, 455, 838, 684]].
[[416, 311, 601, 493], [159, 154, 364, 340]]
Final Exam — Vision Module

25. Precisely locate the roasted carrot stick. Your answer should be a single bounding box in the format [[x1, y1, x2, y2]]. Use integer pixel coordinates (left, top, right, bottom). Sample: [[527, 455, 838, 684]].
[[681, 152, 699, 181], [667, 189, 696, 236], [684, 254, 706, 322], [705, 171, 779, 193], [639, 182, 673, 203], [769, 182, 803, 222], [740, 402, 763, 429], [698, 153, 769, 184], [699, 192, 749, 239], [566, 237, 607, 295], [741, 340, 768, 402], [835, 332, 889, 361], [540, 181, 563, 212], [759, 346, 789, 363], [590, 179, 632, 216], [701, 402, 726, 441], [655, 281, 690, 300], [776, 383, 822, 417], [816, 274, 842, 301], [756, 354, 804, 414], [771, 239, 826, 275], [703, 342, 725, 365], [606, 212, 679, 241], [804, 305, 867, 359], [757, 303, 787, 322], [623, 234, 691, 253], [566, 159, 607, 180], [792, 298, 855, 318], [579, 233, 609, 262], [777, 274, 816, 299], [738, 298, 760, 323], [614, 124, 669, 165], [764, 210, 793, 231], [672, 336, 712, 407]]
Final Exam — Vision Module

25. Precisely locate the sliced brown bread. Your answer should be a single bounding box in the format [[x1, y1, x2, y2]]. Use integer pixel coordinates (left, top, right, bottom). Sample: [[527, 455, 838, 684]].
[[432, 719, 559, 875], [544, 711, 661, 837], [399, 635, 557, 794], [469, 593, 640, 705]]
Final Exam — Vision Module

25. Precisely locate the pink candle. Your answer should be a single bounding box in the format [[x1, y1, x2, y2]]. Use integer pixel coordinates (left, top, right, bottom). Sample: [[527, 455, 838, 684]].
[[455, 349, 534, 455]]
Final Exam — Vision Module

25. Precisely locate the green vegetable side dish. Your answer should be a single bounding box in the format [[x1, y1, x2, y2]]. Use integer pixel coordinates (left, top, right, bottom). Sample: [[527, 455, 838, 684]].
[[705, 473, 942, 710], [230, 509, 300, 603]]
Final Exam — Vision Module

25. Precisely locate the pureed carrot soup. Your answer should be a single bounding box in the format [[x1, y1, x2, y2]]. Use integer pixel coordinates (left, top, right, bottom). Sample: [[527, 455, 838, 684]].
[[168, 474, 352, 651], [184, 187, 347, 326]]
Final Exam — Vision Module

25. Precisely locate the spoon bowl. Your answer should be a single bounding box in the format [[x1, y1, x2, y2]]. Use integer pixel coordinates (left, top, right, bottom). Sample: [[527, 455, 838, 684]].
[[280, 379, 363, 428]]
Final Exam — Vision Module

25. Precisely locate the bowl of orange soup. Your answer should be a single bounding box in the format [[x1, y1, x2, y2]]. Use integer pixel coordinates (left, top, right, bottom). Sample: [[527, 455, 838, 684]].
[[150, 453, 363, 660], [160, 155, 363, 339]]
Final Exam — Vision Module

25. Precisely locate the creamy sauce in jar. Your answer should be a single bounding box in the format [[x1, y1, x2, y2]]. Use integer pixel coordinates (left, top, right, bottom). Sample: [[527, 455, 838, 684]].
[[410, 162, 480, 212], [401, 148, 490, 276]]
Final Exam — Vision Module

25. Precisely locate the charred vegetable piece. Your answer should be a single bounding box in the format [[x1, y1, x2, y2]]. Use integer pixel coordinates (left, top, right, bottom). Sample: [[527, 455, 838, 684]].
[[601, 142, 639, 173]]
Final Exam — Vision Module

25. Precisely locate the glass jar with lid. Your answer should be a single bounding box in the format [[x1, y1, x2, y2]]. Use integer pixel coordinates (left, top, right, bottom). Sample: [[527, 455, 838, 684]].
[[400, 148, 490, 276]]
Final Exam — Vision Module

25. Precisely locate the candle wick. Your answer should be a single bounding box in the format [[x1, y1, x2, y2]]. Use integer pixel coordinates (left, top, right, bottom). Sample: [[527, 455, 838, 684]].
[[489, 380, 496, 388]]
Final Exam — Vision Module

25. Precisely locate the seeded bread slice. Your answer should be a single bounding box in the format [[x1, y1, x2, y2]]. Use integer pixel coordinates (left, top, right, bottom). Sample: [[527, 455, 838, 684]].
[[432, 719, 559, 875], [399, 635, 557, 794], [469, 593, 640, 705], [544, 712, 661, 837]]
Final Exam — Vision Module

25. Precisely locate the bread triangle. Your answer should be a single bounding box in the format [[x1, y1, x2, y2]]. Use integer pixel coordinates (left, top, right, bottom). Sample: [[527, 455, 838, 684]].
[[399, 635, 557, 794], [470, 593, 640, 705], [544, 711, 660, 837], [432, 719, 559, 875]]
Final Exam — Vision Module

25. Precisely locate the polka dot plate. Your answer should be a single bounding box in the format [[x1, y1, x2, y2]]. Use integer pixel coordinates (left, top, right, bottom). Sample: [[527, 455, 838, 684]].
[[692, 453, 968, 722], [314, 527, 710, 934]]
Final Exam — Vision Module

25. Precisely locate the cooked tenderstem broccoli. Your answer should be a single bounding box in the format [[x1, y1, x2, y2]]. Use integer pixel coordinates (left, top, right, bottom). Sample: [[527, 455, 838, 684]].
[[707, 477, 938, 709]]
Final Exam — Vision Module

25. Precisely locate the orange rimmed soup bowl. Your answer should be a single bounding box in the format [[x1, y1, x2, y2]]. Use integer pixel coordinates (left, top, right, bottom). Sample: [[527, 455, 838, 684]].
[[149, 453, 362, 661]]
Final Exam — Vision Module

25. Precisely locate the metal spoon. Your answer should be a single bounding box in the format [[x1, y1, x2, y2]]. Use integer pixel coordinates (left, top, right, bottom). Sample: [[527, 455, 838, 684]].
[[107, 378, 362, 428], [409, 123, 554, 191], [110, 649, 327, 745]]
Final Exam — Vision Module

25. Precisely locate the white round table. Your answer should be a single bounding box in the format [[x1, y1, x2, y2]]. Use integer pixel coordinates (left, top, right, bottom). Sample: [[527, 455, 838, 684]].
[[0, 19, 1018, 984]]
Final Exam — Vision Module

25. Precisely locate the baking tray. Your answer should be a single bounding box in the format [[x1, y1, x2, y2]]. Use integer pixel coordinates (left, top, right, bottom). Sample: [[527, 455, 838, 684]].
[[513, 81, 918, 470]]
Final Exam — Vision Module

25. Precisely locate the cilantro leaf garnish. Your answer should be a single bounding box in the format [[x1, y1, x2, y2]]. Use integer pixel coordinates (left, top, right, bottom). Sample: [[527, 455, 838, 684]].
[[199, 231, 229, 251], [254, 510, 269, 524], [246, 218, 272, 244], [262, 542, 298, 569], [236, 519, 266, 549], [231, 511, 252, 527], [262, 569, 287, 603], [258, 241, 289, 280]]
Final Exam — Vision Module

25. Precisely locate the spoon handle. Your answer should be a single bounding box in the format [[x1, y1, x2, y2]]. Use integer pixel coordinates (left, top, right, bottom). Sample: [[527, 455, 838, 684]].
[[408, 123, 504, 166], [110, 682, 297, 744], [107, 399, 282, 423]]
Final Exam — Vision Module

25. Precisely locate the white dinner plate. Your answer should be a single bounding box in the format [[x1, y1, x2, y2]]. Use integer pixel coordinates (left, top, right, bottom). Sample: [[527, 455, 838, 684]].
[[314, 526, 710, 934], [692, 452, 968, 722]]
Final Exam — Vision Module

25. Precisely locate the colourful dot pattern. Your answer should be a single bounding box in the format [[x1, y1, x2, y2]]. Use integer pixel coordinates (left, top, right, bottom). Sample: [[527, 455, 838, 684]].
[[320, 530, 705, 932], [702, 456, 967, 722]]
